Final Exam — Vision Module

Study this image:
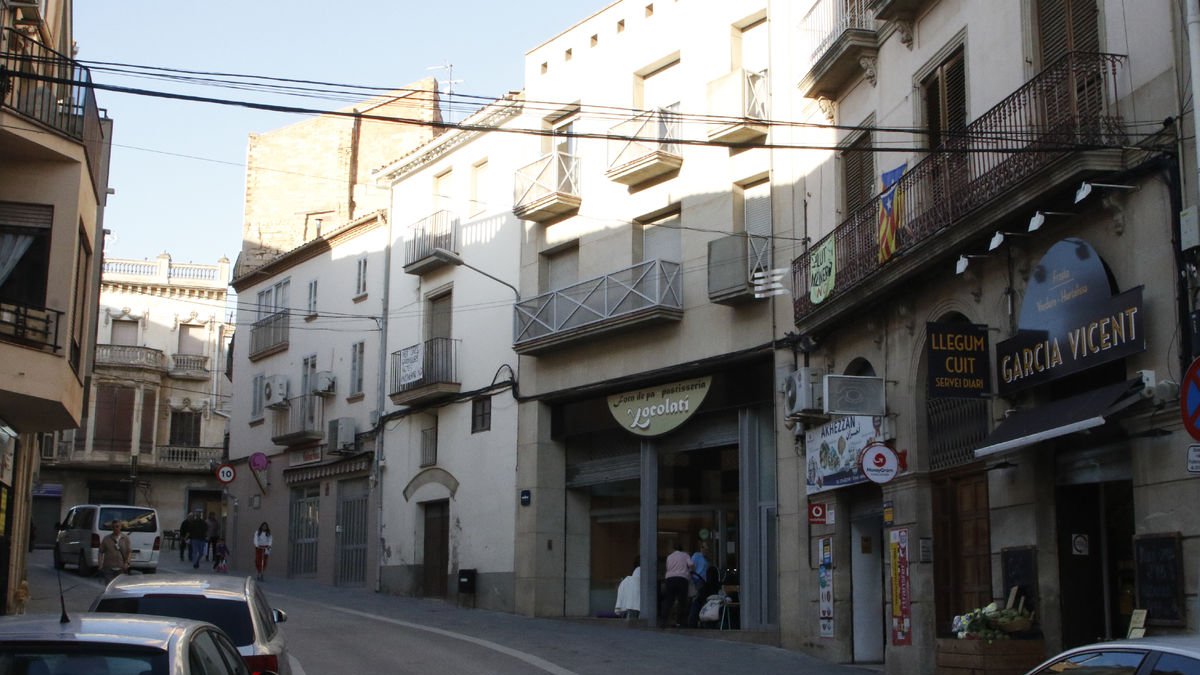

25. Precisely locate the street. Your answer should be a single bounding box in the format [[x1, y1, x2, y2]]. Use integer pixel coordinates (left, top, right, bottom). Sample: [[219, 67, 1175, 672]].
[[20, 549, 874, 675]]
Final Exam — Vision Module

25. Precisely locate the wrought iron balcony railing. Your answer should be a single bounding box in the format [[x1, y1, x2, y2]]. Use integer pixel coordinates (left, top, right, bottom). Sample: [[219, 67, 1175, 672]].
[[606, 107, 683, 185], [791, 52, 1127, 323], [802, 0, 876, 64], [513, 150, 582, 221], [271, 394, 325, 445], [249, 310, 289, 360], [0, 299, 61, 353], [95, 344, 166, 370], [1, 28, 105, 195], [514, 259, 683, 354], [388, 336, 460, 405], [404, 211, 459, 273]]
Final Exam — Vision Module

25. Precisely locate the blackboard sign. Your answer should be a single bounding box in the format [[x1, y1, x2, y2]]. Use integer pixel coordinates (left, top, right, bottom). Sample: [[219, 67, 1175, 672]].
[[1134, 533, 1185, 626], [1001, 546, 1038, 614]]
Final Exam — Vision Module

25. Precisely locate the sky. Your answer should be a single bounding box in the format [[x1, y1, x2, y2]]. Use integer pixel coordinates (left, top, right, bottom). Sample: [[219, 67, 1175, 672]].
[[73, 1, 605, 267]]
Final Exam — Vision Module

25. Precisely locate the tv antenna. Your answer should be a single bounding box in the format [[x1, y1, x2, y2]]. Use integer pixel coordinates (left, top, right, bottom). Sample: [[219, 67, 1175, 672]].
[[427, 62, 463, 123]]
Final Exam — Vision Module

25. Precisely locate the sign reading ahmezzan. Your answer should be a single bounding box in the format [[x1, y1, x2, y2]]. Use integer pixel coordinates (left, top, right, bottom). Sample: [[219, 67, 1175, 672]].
[[996, 238, 1146, 396], [607, 376, 712, 437]]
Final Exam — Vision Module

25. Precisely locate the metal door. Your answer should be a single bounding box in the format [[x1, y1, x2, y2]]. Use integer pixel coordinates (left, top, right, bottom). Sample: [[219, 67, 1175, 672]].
[[335, 480, 368, 586], [423, 500, 449, 596], [288, 485, 319, 577]]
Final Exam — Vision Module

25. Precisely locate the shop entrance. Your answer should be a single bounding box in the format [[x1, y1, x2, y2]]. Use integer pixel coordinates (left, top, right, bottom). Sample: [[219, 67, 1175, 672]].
[[850, 513, 885, 662], [1056, 480, 1133, 648]]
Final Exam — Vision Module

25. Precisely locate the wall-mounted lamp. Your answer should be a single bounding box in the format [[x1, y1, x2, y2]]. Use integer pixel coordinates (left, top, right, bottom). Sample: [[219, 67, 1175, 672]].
[[988, 231, 1032, 252], [1028, 210, 1073, 233], [956, 254, 989, 275], [1075, 181, 1137, 204]]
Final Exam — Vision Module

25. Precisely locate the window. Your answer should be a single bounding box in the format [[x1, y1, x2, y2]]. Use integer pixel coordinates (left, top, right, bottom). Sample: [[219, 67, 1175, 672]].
[[471, 397, 492, 433], [350, 341, 365, 396], [638, 210, 681, 264], [420, 423, 438, 467], [544, 244, 579, 294], [922, 47, 966, 151], [470, 160, 489, 216], [355, 258, 368, 297], [1037, 0, 1099, 68], [256, 279, 290, 319], [433, 169, 454, 214], [302, 355, 317, 396], [427, 293, 452, 340], [111, 319, 139, 346], [251, 374, 264, 419], [140, 389, 156, 453], [307, 279, 318, 316], [641, 59, 680, 113], [93, 384, 135, 453], [842, 130, 875, 214], [743, 180, 772, 274], [169, 410, 201, 447], [71, 227, 92, 372], [0, 202, 52, 308], [178, 324, 205, 356]]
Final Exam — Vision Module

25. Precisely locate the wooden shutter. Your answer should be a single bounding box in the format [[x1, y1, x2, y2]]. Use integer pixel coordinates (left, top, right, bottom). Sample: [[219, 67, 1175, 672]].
[[924, 48, 966, 150], [428, 293, 452, 340], [1038, 0, 1099, 68], [140, 389, 156, 452], [843, 132, 875, 213]]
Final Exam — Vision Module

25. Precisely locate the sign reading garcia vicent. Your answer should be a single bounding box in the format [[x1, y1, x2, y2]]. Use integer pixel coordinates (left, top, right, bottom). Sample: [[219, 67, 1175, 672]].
[[996, 238, 1145, 396], [927, 322, 991, 398], [608, 376, 711, 437]]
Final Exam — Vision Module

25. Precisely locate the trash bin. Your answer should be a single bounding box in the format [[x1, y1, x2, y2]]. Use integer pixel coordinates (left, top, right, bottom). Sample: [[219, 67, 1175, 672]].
[[458, 568, 477, 595]]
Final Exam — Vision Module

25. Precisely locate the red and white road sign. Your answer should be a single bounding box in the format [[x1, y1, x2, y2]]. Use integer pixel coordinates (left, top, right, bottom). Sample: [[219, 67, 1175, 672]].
[[215, 464, 236, 484]]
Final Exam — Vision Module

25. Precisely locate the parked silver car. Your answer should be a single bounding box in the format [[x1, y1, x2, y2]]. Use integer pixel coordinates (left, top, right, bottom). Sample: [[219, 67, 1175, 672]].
[[0, 612, 254, 674], [1025, 635, 1200, 674], [90, 574, 292, 675]]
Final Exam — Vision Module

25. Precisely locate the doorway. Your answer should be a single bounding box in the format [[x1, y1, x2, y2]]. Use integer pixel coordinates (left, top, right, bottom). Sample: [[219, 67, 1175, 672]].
[[1056, 480, 1134, 648], [851, 514, 885, 663], [335, 479, 369, 586], [423, 500, 449, 597]]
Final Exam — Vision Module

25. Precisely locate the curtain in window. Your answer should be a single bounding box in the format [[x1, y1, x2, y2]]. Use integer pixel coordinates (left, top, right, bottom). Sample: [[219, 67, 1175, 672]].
[[0, 232, 34, 287]]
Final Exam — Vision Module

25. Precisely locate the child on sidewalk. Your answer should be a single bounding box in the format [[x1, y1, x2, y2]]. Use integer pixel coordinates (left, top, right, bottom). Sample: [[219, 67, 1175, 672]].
[[211, 537, 230, 573]]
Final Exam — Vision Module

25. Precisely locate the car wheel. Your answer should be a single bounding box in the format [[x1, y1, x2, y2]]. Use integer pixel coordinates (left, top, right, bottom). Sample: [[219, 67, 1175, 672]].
[[52, 546, 65, 570], [77, 551, 94, 576]]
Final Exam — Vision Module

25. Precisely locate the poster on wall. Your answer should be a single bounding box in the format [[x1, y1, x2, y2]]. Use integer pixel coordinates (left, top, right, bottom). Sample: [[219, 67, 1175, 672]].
[[818, 536, 834, 637], [805, 415, 885, 494], [0, 423, 15, 487], [890, 528, 912, 645]]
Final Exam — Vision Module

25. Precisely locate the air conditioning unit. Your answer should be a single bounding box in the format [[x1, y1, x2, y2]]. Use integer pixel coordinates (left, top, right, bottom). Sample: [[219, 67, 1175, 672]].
[[327, 417, 357, 452], [784, 367, 823, 417], [313, 371, 336, 397], [823, 375, 886, 416], [263, 375, 289, 409]]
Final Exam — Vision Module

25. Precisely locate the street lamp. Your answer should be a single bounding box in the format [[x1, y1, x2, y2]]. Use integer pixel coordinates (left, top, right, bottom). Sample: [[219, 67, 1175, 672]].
[[430, 247, 520, 300]]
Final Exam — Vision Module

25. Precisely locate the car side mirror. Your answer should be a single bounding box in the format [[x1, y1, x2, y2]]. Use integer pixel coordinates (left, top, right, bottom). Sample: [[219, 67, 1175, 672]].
[[272, 608, 287, 624]]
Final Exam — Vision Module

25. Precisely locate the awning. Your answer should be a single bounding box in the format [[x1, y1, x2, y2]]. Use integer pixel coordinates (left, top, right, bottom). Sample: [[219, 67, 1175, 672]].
[[974, 378, 1145, 459]]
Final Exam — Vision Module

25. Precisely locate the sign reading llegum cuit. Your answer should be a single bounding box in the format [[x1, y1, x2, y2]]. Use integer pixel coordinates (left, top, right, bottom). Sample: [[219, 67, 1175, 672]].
[[607, 376, 712, 437]]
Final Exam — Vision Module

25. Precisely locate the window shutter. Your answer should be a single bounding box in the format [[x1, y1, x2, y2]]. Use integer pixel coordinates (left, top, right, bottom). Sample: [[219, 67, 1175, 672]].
[[140, 390, 156, 452], [843, 133, 875, 213], [0, 202, 53, 228], [944, 52, 967, 138], [1038, 0, 1099, 68], [744, 181, 772, 275]]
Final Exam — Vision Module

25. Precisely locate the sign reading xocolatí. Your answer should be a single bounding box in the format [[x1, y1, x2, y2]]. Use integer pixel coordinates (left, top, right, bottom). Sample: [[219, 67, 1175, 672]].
[[608, 376, 712, 437]]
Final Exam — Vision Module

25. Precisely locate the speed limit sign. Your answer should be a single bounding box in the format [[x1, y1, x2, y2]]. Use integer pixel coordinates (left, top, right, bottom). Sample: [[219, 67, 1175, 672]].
[[215, 464, 236, 484]]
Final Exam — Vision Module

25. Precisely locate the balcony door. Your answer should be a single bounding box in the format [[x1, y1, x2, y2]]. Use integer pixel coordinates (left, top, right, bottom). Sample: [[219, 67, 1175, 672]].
[[1037, 0, 1099, 68], [111, 319, 138, 346], [178, 324, 204, 356]]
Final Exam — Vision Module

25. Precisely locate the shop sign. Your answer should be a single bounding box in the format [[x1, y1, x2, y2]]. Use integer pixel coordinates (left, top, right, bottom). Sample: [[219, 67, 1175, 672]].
[[805, 415, 886, 495], [809, 237, 837, 305], [818, 536, 834, 637], [996, 238, 1145, 396], [890, 528, 912, 646], [1188, 445, 1200, 474], [926, 322, 991, 398], [398, 343, 424, 385], [861, 443, 900, 484], [808, 502, 828, 524], [607, 376, 712, 437]]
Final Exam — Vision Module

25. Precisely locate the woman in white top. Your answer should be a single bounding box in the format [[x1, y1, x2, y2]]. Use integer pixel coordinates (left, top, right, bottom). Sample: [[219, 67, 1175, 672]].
[[253, 522, 273, 580]]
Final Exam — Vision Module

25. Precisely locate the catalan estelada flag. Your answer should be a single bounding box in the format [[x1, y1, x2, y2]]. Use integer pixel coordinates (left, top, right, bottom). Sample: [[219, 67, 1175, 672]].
[[877, 163, 907, 264]]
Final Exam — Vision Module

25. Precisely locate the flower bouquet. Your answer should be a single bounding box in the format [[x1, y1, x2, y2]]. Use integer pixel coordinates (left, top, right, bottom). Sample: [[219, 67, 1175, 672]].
[[952, 601, 1035, 641]]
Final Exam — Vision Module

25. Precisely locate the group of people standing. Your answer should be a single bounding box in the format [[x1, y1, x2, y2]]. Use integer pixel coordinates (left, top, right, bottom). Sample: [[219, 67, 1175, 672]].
[[175, 512, 273, 579], [615, 540, 722, 629]]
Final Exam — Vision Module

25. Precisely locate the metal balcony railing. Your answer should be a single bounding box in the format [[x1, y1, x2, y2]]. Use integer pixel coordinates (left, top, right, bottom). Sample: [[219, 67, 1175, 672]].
[[801, 0, 876, 64], [156, 445, 224, 469], [271, 394, 325, 444], [791, 52, 1127, 321], [1, 28, 105, 195], [514, 151, 581, 209], [249, 310, 289, 359], [514, 259, 683, 346], [0, 299, 61, 352], [389, 337, 460, 397], [95, 344, 166, 370], [742, 70, 768, 120], [404, 211, 459, 267], [608, 107, 682, 171]]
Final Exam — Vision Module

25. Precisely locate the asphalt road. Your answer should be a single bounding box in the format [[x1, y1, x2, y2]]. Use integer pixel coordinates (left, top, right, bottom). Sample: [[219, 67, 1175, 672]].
[[22, 548, 874, 675]]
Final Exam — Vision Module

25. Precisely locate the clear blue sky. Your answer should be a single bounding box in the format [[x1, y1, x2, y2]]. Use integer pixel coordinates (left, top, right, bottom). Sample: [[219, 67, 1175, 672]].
[[73, 1, 602, 266]]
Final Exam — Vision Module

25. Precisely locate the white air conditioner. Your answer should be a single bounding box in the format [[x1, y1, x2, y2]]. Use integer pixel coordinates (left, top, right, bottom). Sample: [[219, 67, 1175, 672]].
[[823, 375, 886, 416], [263, 375, 289, 409], [327, 417, 357, 452], [784, 367, 823, 417], [313, 371, 336, 396]]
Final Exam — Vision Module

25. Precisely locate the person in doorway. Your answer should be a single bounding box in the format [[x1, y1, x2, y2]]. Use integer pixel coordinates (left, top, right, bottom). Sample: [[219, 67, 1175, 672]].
[[187, 511, 208, 569], [98, 521, 131, 582], [178, 514, 189, 561], [687, 542, 712, 627], [205, 512, 220, 562], [615, 557, 641, 620], [253, 522, 273, 581], [660, 543, 693, 628]]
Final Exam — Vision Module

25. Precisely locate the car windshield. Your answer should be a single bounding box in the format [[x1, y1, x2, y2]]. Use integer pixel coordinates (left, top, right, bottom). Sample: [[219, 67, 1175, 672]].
[[99, 508, 158, 533], [94, 596, 254, 646], [0, 644, 168, 675]]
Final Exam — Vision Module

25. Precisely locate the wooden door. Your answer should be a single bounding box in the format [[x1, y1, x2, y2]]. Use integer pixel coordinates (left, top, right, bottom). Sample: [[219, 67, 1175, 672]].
[[423, 500, 449, 597]]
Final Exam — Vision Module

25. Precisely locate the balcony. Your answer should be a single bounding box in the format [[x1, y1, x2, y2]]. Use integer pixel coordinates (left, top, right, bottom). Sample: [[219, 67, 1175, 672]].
[[791, 52, 1127, 334], [169, 353, 209, 380], [513, 151, 581, 222], [95, 344, 166, 371], [797, 0, 879, 101], [1, 28, 106, 196], [606, 109, 683, 186], [155, 445, 224, 470], [707, 69, 769, 144], [0, 299, 61, 353], [389, 337, 460, 406], [870, 0, 937, 22], [404, 211, 460, 275], [249, 310, 289, 360], [514, 259, 683, 355], [271, 394, 325, 446]]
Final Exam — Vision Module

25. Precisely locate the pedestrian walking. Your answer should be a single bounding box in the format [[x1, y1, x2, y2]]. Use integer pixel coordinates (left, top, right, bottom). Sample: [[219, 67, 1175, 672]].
[[98, 522, 130, 583], [660, 542, 693, 628], [187, 511, 208, 569], [178, 514, 189, 561], [205, 512, 221, 561], [253, 522, 273, 581]]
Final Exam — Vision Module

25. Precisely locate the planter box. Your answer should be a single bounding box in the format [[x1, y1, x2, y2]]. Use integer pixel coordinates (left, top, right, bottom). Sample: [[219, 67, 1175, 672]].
[[935, 638, 1046, 675]]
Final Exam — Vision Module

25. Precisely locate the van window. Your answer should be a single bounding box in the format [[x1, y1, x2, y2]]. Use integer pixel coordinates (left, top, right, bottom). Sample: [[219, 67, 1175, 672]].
[[99, 507, 158, 533], [78, 508, 95, 529]]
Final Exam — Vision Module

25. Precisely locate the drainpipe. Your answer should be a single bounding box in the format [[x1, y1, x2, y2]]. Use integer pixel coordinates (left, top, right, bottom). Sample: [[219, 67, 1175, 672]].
[[374, 208, 393, 593], [1188, 0, 1200, 197]]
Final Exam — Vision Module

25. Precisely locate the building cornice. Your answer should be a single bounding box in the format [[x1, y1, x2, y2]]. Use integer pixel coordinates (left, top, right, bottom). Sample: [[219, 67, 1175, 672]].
[[375, 96, 523, 184], [230, 210, 386, 291]]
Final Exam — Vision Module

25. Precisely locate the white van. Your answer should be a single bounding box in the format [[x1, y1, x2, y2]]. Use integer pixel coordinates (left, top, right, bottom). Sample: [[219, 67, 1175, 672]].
[[53, 504, 161, 574]]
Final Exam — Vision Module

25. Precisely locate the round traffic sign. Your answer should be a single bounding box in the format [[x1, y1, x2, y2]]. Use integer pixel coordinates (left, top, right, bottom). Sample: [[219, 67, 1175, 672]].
[[1181, 357, 1200, 441], [860, 443, 899, 484], [215, 464, 236, 484]]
